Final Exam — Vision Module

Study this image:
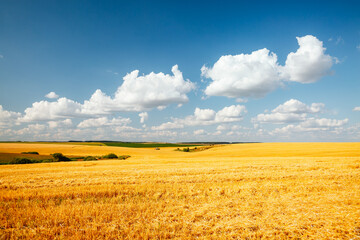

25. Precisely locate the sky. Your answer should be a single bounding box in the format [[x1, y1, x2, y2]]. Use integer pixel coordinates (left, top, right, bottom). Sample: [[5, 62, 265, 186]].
[[0, 0, 359, 142]]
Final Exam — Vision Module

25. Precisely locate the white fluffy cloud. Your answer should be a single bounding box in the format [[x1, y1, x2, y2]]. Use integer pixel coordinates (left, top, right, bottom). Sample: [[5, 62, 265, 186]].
[[77, 116, 131, 128], [82, 65, 195, 113], [194, 108, 216, 121], [300, 118, 348, 128], [0, 105, 21, 127], [114, 65, 195, 110], [48, 119, 72, 129], [193, 129, 206, 135], [216, 105, 248, 122], [353, 106, 360, 111], [151, 105, 246, 130], [272, 99, 324, 114], [255, 112, 307, 124], [151, 122, 184, 131], [16, 124, 47, 135], [202, 35, 334, 99], [21, 65, 195, 122], [45, 92, 59, 99], [253, 99, 350, 139], [139, 112, 149, 123], [271, 118, 349, 135], [282, 35, 333, 83], [20, 98, 83, 122], [253, 99, 324, 124], [202, 48, 282, 98]]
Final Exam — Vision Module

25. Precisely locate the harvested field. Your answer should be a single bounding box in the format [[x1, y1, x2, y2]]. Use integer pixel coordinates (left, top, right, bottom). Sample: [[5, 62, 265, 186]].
[[0, 142, 359, 239]]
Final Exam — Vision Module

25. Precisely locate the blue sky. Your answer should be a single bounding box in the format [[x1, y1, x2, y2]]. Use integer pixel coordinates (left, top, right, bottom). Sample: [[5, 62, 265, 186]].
[[0, 0, 359, 142]]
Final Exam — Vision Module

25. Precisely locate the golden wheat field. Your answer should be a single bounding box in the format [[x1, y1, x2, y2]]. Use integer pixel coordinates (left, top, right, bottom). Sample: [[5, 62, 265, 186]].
[[0, 142, 360, 239]]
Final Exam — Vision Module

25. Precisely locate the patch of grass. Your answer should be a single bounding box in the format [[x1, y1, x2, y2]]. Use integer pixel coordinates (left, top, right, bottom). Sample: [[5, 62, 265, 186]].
[[0, 141, 105, 146], [118, 155, 131, 160]]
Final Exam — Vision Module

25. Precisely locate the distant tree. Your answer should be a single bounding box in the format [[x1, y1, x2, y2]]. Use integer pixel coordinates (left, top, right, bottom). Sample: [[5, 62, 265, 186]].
[[21, 152, 39, 155], [51, 153, 71, 162], [10, 158, 34, 164], [102, 153, 118, 159], [118, 155, 130, 160], [83, 156, 97, 161]]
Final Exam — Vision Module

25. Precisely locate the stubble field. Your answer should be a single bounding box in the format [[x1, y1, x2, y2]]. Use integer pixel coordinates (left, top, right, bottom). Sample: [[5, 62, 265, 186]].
[[0, 142, 359, 239]]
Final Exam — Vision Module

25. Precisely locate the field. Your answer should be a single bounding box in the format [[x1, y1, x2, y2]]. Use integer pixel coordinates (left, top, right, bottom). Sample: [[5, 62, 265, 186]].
[[0, 142, 359, 239]]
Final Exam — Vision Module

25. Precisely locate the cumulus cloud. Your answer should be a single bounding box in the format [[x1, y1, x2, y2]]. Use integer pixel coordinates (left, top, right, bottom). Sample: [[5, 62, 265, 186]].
[[83, 65, 195, 113], [300, 118, 348, 128], [45, 92, 59, 99], [216, 125, 227, 131], [271, 118, 349, 135], [20, 98, 83, 122], [255, 112, 307, 124], [151, 122, 184, 131], [353, 106, 360, 111], [202, 35, 334, 99], [81, 89, 114, 115], [202, 48, 282, 98], [115, 65, 194, 110], [0, 105, 21, 127], [20, 65, 195, 122], [282, 35, 333, 83], [139, 112, 148, 123], [48, 119, 72, 129], [193, 129, 206, 135], [253, 99, 350, 139], [216, 105, 248, 122], [215, 124, 248, 132], [77, 116, 131, 128], [194, 108, 216, 121], [16, 124, 47, 135], [272, 99, 324, 114], [113, 125, 141, 133], [253, 99, 324, 124], [151, 105, 246, 130]]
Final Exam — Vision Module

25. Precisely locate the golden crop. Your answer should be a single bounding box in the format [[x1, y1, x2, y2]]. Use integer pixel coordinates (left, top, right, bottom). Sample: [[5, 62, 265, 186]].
[[0, 142, 359, 239]]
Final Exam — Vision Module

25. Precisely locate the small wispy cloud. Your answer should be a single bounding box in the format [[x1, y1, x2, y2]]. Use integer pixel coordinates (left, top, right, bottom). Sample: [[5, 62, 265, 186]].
[[45, 92, 59, 99], [357, 45, 360, 51], [328, 36, 344, 45], [335, 36, 344, 45], [0, 54, 3, 59], [353, 106, 360, 111], [106, 70, 119, 75]]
